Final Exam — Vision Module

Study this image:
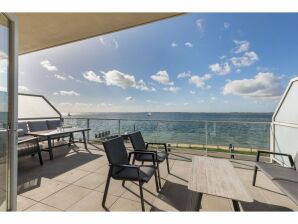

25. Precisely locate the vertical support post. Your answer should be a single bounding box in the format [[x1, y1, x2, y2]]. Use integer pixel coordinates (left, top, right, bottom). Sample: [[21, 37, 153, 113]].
[[205, 121, 208, 156], [118, 119, 121, 135], [87, 118, 90, 142]]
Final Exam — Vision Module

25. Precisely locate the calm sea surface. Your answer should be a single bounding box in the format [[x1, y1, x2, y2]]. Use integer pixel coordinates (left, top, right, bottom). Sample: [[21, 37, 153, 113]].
[[65, 112, 273, 149]]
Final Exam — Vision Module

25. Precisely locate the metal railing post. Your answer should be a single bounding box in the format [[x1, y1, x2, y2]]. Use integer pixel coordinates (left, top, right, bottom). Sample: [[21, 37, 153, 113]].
[[118, 119, 121, 135], [205, 120, 208, 156], [87, 118, 90, 142]]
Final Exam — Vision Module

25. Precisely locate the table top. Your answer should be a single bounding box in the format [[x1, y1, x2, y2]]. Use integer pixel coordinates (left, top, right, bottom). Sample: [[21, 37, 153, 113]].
[[188, 156, 253, 202], [28, 127, 90, 137]]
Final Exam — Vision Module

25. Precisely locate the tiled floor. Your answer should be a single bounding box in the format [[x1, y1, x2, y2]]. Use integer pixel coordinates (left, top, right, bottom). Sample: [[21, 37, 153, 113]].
[[17, 142, 298, 212]]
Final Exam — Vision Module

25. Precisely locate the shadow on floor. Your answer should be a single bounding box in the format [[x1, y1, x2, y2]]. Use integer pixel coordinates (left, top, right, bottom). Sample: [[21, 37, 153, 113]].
[[151, 180, 198, 211], [241, 200, 293, 211], [17, 145, 102, 194]]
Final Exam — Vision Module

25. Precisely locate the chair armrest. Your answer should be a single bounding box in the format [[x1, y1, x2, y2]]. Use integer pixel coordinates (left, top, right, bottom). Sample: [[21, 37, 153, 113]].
[[256, 150, 295, 168], [128, 151, 157, 166], [145, 142, 168, 153]]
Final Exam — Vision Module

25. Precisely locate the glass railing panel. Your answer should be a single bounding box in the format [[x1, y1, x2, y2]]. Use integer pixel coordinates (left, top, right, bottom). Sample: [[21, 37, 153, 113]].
[[89, 119, 120, 141], [207, 121, 270, 154]]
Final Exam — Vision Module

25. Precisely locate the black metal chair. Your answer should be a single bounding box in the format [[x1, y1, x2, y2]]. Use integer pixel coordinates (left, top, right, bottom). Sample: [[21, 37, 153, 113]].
[[101, 136, 159, 211], [128, 131, 170, 189]]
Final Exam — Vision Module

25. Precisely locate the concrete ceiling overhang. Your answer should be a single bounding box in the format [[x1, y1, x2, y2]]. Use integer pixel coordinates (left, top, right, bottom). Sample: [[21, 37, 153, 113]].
[[17, 13, 183, 54]]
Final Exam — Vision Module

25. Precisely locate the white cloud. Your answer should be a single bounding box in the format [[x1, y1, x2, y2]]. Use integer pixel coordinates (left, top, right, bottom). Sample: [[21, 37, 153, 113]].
[[18, 86, 30, 92], [103, 70, 135, 89], [83, 71, 103, 83], [209, 62, 231, 76], [171, 42, 177, 48], [53, 90, 80, 96], [222, 72, 283, 99], [224, 22, 230, 29], [224, 100, 229, 104], [68, 75, 74, 80], [190, 90, 196, 95], [185, 42, 193, 48], [233, 40, 250, 54], [40, 60, 58, 71], [210, 97, 216, 101], [58, 102, 73, 107], [189, 74, 212, 89], [230, 51, 259, 68], [196, 19, 204, 33], [163, 86, 180, 93], [113, 38, 119, 49], [151, 70, 174, 85], [183, 102, 189, 106], [177, 71, 191, 79], [99, 37, 105, 45], [198, 99, 205, 103], [135, 80, 156, 92], [146, 99, 158, 104], [54, 74, 67, 81], [99, 102, 113, 107], [125, 96, 134, 101]]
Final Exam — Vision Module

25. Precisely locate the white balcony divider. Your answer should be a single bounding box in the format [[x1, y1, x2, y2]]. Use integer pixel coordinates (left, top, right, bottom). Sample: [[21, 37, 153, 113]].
[[272, 77, 298, 166], [18, 93, 61, 120]]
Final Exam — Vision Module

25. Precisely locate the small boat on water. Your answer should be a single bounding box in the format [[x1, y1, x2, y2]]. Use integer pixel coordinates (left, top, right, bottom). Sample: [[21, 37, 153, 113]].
[[147, 112, 152, 116], [67, 112, 71, 117]]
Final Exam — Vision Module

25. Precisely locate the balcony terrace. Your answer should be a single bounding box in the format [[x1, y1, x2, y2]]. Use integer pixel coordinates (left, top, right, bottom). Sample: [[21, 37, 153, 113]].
[[17, 142, 298, 212]]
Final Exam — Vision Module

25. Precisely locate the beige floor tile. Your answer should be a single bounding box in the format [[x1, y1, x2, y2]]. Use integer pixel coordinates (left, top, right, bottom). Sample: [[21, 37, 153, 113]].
[[17, 196, 37, 211], [19, 178, 68, 201], [73, 172, 107, 189], [95, 179, 132, 197], [109, 197, 151, 212], [53, 169, 90, 184], [25, 203, 61, 211], [67, 190, 118, 211], [77, 160, 106, 173], [121, 181, 158, 205], [41, 185, 92, 210]]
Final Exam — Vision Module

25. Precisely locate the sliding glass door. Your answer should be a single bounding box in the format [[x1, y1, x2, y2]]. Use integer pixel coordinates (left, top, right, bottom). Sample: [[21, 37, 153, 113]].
[[0, 13, 10, 211]]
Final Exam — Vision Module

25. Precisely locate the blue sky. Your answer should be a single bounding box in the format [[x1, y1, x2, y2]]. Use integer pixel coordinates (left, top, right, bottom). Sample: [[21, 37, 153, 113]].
[[17, 13, 298, 113]]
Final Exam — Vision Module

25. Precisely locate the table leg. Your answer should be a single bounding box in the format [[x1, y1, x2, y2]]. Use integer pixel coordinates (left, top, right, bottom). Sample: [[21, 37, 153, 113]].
[[232, 199, 241, 212], [82, 131, 88, 150], [187, 191, 203, 211], [47, 137, 54, 160]]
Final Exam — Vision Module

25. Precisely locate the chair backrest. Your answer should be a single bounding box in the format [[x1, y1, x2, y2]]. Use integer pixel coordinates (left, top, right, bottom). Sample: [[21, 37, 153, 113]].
[[27, 120, 48, 132], [18, 122, 28, 137], [128, 131, 146, 151], [46, 119, 62, 130], [102, 136, 129, 166], [294, 153, 298, 171]]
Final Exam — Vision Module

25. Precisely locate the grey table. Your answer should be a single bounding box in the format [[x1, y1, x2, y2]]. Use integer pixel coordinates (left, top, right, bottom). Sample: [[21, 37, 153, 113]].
[[28, 127, 90, 160], [188, 156, 253, 211]]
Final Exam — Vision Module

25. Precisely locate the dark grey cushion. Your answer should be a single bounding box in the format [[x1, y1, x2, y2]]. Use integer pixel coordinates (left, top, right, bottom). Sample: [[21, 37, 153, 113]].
[[273, 179, 298, 205], [135, 151, 167, 162], [113, 166, 155, 182], [18, 122, 28, 137], [128, 131, 146, 151], [256, 162, 298, 182], [46, 119, 62, 130], [27, 121, 48, 132]]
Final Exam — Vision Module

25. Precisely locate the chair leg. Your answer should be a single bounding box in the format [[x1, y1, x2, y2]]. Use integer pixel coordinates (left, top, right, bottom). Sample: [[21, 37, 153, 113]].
[[132, 157, 136, 165], [252, 166, 258, 186], [102, 170, 112, 208], [122, 180, 125, 187], [38, 151, 43, 166], [157, 162, 162, 190], [154, 170, 159, 192], [141, 161, 144, 165], [138, 181, 145, 211], [166, 156, 170, 174]]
